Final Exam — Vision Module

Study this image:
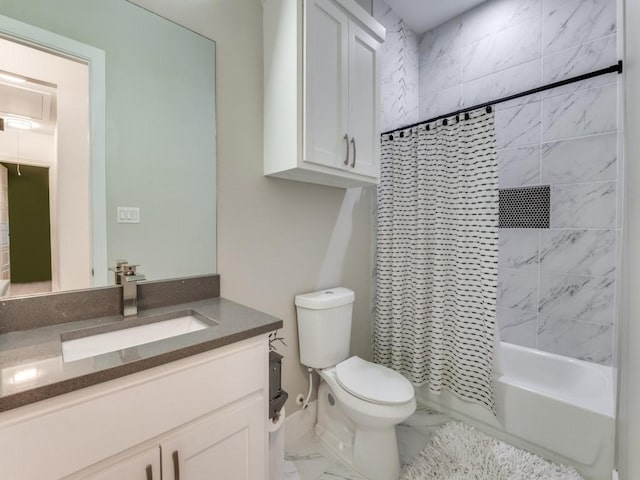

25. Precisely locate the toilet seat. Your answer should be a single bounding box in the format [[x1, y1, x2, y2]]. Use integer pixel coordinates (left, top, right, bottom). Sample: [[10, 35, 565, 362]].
[[335, 356, 414, 405]]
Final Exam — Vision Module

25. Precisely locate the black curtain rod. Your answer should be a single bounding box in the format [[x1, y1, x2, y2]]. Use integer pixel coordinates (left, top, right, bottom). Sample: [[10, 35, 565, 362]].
[[381, 60, 623, 136]]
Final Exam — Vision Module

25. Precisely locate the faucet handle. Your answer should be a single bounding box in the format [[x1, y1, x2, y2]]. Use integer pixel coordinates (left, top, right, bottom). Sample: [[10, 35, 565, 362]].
[[122, 264, 140, 276], [109, 260, 128, 273], [109, 260, 130, 285]]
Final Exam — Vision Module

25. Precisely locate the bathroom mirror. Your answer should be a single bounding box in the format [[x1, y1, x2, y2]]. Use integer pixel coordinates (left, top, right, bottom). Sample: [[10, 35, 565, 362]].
[[0, 0, 216, 298]]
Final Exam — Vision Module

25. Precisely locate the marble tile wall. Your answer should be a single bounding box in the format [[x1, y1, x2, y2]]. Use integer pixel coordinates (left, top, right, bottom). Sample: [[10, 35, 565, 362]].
[[377, 0, 619, 364], [373, 0, 419, 132], [418, 0, 619, 365]]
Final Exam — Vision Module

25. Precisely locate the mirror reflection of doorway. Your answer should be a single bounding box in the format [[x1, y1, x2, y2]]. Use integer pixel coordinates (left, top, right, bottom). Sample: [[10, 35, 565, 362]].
[[0, 164, 9, 295], [0, 35, 91, 297], [0, 162, 52, 296]]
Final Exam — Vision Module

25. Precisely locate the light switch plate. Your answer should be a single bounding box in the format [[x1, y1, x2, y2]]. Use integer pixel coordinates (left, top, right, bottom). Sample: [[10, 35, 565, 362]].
[[117, 207, 140, 224]]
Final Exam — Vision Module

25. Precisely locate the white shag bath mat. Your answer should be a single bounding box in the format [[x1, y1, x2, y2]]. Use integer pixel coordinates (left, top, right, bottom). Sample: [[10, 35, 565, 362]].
[[401, 422, 584, 480]]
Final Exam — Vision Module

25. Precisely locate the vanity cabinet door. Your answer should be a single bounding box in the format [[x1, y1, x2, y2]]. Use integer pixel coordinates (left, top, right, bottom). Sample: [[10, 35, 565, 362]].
[[160, 392, 266, 480], [67, 447, 160, 480]]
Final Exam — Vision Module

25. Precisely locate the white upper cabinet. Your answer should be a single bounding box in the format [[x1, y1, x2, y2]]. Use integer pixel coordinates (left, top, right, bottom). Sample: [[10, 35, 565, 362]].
[[305, 0, 349, 171], [263, 0, 385, 188]]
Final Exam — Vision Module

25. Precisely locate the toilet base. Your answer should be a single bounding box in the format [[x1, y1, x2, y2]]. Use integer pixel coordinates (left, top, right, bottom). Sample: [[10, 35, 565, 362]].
[[316, 381, 404, 480], [354, 425, 401, 480]]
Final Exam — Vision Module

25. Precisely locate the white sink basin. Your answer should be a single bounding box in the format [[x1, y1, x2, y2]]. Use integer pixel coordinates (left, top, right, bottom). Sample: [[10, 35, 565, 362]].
[[62, 313, 213, 362]]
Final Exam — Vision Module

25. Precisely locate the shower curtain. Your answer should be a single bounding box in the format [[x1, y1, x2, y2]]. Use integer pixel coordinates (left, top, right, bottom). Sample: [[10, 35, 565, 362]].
[[374, 107, 499, 412]]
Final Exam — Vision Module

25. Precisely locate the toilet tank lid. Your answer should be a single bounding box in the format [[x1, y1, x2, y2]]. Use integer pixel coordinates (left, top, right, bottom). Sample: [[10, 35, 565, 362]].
[[295, 287, 355, 309]]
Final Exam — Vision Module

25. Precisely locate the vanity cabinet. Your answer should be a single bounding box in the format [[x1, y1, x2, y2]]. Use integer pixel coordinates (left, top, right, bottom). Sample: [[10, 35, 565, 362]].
[[0, 336, 269, 480], [263, 0, 385, 188], [74, 448, 160, 480], [161, 394, 265, 480], [76, 395, 264, 480]]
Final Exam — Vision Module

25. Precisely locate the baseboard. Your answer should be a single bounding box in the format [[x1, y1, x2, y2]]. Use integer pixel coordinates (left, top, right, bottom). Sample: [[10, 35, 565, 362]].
[[284, 400, 317, 450]]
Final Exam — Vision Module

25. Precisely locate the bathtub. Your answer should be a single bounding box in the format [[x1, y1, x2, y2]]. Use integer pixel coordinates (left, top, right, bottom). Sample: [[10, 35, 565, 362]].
[[416, 342, 615, 480]]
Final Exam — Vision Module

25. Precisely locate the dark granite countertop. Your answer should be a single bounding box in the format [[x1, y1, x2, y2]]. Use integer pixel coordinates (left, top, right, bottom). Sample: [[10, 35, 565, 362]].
[[0, 296, 283, 412]]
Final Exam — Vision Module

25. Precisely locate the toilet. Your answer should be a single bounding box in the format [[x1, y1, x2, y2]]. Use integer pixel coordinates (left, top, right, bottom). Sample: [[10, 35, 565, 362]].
[[295, 287, 416, 480]]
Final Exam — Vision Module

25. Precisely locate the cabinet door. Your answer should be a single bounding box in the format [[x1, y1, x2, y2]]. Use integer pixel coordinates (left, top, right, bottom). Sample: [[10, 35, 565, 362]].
[[347, 20, 381, 178], [68, 447, 160, 480], [161, 393, 266, 480], [305, 0, 350, 169]]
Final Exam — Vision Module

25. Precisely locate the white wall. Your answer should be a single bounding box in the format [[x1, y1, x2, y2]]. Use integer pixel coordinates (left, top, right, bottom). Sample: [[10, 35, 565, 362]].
[[618, 0, 639, 476], [129, 0, 375, 414]]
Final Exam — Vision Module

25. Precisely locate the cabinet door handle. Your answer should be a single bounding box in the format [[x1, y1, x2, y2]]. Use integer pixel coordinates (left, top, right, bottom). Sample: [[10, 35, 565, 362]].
[[146, 465, 153, 480], [343, 134, 350, 165], [172, 451, 180, 480], [350, 137, 357, 168]]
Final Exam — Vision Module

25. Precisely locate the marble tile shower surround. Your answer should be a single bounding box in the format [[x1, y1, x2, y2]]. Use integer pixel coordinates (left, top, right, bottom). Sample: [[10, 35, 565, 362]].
[[375, 0, 620, 364], [373, 0, 419, 132]]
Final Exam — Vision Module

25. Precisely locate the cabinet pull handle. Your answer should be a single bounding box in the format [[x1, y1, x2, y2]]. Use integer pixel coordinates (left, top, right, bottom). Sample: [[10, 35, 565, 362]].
[[343, 134, 350, 165], [172, 451, 180, 480], [350, 137, 357, 168], [146, 465, 153, 480]]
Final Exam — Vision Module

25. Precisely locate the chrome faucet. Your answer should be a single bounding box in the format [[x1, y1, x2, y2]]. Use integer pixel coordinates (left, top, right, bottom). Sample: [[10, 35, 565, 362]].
[[112, 262, 145, 317]]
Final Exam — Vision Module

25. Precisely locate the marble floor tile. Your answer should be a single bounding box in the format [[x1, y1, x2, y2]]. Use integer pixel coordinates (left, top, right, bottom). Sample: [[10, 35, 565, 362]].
[[285, 431, 335, 480], [317, 462, 363, 480], [284, 408, 449, 480]]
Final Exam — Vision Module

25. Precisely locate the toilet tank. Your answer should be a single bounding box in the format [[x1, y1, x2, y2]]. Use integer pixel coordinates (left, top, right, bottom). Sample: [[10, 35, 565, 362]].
[[295, 287, 355, 369]]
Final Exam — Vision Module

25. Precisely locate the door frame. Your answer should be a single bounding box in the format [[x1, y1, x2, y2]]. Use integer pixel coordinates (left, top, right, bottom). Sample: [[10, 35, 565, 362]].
[[0, 14, 107, 287]]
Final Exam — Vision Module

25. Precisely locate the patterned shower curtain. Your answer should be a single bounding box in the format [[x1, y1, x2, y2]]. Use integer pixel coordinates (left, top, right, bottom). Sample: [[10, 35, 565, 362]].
[[374, 107, 499, 412]]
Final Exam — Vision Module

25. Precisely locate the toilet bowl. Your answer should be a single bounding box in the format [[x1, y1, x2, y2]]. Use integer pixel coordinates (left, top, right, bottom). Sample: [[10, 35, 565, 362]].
[[295, 288, 416, 480], [316, 357, 416, 480]]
